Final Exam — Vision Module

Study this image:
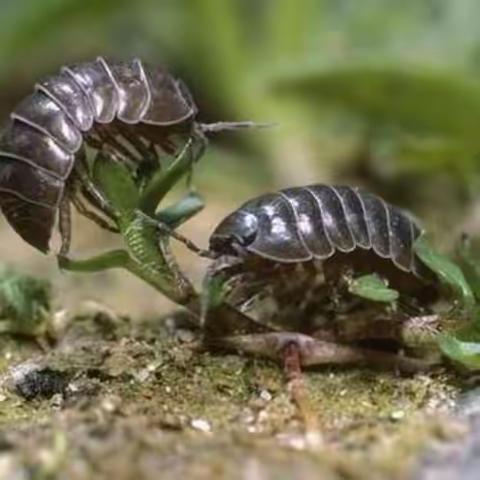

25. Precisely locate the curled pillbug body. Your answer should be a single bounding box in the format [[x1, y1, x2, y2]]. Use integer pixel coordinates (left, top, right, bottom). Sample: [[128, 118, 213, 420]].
[[0, 57, 199, 253], [210, 184, 424, 273]]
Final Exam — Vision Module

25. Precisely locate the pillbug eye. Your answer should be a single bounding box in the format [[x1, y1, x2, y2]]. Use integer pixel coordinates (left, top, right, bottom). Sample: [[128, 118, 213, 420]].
[[236, 227, 257, 246]]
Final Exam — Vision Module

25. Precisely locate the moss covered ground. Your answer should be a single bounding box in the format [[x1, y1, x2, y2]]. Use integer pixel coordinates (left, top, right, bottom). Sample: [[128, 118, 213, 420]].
[[0, 306, 470, 480]]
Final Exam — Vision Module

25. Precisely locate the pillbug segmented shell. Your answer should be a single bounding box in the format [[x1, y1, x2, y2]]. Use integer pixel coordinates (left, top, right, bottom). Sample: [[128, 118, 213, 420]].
[[0, 57, 198, 253], [210, 184, 423, 274]]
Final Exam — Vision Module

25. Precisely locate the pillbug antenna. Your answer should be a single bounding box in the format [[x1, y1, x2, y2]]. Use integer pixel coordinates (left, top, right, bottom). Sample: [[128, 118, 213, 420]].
[[198, 121, 276, 134]]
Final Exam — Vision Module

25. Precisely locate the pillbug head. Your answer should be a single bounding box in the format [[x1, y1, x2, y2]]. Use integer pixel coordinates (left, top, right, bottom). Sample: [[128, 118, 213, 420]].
[[210, 209, 258, 255]]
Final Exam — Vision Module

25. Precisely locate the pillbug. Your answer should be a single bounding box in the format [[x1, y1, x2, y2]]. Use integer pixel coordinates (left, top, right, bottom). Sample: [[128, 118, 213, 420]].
[[202, 185, 444, 371], [0, 57, 255, 254], [208, 184, 438, 328]]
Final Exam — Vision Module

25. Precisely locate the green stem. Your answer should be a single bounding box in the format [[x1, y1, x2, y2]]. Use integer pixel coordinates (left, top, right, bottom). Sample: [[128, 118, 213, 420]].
[[119, 211, 196, 305], [58, 250, 130, 272]]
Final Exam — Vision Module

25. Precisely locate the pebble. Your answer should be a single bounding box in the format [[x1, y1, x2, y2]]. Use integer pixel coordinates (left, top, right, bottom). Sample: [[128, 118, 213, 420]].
[[101, 395, 121, 413], [259, 389, 272, 402], [190, 418, 211, 433], [176, 329, 196, 343], [390, 410, 405, 421]]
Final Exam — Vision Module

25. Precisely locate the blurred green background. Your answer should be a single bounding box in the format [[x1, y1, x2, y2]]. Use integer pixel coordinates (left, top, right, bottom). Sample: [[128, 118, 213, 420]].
[[1, 0, 480, 317]]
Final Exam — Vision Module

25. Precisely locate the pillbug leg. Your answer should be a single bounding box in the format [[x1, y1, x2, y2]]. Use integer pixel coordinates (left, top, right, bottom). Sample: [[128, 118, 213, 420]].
[[95, 126, 140, 168], [79, 174, 116, 219], [75, 150, 117, 220], [115, 124, 158, 164], [114, 125, 160, 188], [71, 194, 119, 233], [58, 195, 72, 256]]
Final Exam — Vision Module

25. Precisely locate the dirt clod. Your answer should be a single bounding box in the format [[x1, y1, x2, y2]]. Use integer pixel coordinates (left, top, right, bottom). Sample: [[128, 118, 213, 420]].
[[8, 362, 70, 400]]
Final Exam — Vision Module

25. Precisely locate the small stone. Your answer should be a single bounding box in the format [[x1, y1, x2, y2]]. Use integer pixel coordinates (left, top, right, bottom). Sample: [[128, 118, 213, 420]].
[[176, 329, 196, 343], [147, 362, 158, 372], [238, 408, 256, 425], [190, 418, 211, 433], [277, 433, 308, 450], [134, 368, 151, 383], [390, 410, 405, 421], [101, 395, 121, 413], [257, 410, 269, 422], [50, 393, 63, 409], [259, 389, 272, 402]]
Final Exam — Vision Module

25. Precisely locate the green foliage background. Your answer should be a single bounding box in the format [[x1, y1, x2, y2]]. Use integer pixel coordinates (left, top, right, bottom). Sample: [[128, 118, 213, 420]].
[[2, 0, 480, 314]]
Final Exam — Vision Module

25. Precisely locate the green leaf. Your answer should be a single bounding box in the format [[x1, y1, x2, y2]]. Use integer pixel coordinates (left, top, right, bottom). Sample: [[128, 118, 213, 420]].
[[93, 155, 139, 213], [156, 192, 205, 228], [273, 65, 480, 145], [457, 235, 480, 302], [414, 236, 475, 311], [348, 273, 399, 303], [438, 317, 480, 369], [438, 334, 480, 369]]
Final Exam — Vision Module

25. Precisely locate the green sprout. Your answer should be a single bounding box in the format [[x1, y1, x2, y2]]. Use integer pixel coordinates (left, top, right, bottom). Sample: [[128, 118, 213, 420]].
[[58, 142, 200, 306], [414, 235, 475, 311], [58, 141, 261, 337], [348, 273, 399, 304], [430, 236, 480, 369]]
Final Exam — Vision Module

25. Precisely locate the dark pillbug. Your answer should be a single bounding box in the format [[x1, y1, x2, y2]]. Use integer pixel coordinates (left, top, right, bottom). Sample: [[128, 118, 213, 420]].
[[0, 57, 198, 253], [209, 184, 425, 275]]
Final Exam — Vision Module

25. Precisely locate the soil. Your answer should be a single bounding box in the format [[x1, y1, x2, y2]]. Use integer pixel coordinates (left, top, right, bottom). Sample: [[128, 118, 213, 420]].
[[0, 305, 471, 480]]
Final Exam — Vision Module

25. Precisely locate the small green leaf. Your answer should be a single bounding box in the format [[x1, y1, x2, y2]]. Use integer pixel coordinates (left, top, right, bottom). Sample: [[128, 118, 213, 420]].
[[93, 155, 139, 213], [348, 273, 399, 303], [414, 236, 475, 310], [156, 192, 205, 228]]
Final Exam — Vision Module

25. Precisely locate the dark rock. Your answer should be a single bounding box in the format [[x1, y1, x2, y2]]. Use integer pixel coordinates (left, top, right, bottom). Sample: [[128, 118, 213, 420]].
[[9, 362, 70, 400]]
